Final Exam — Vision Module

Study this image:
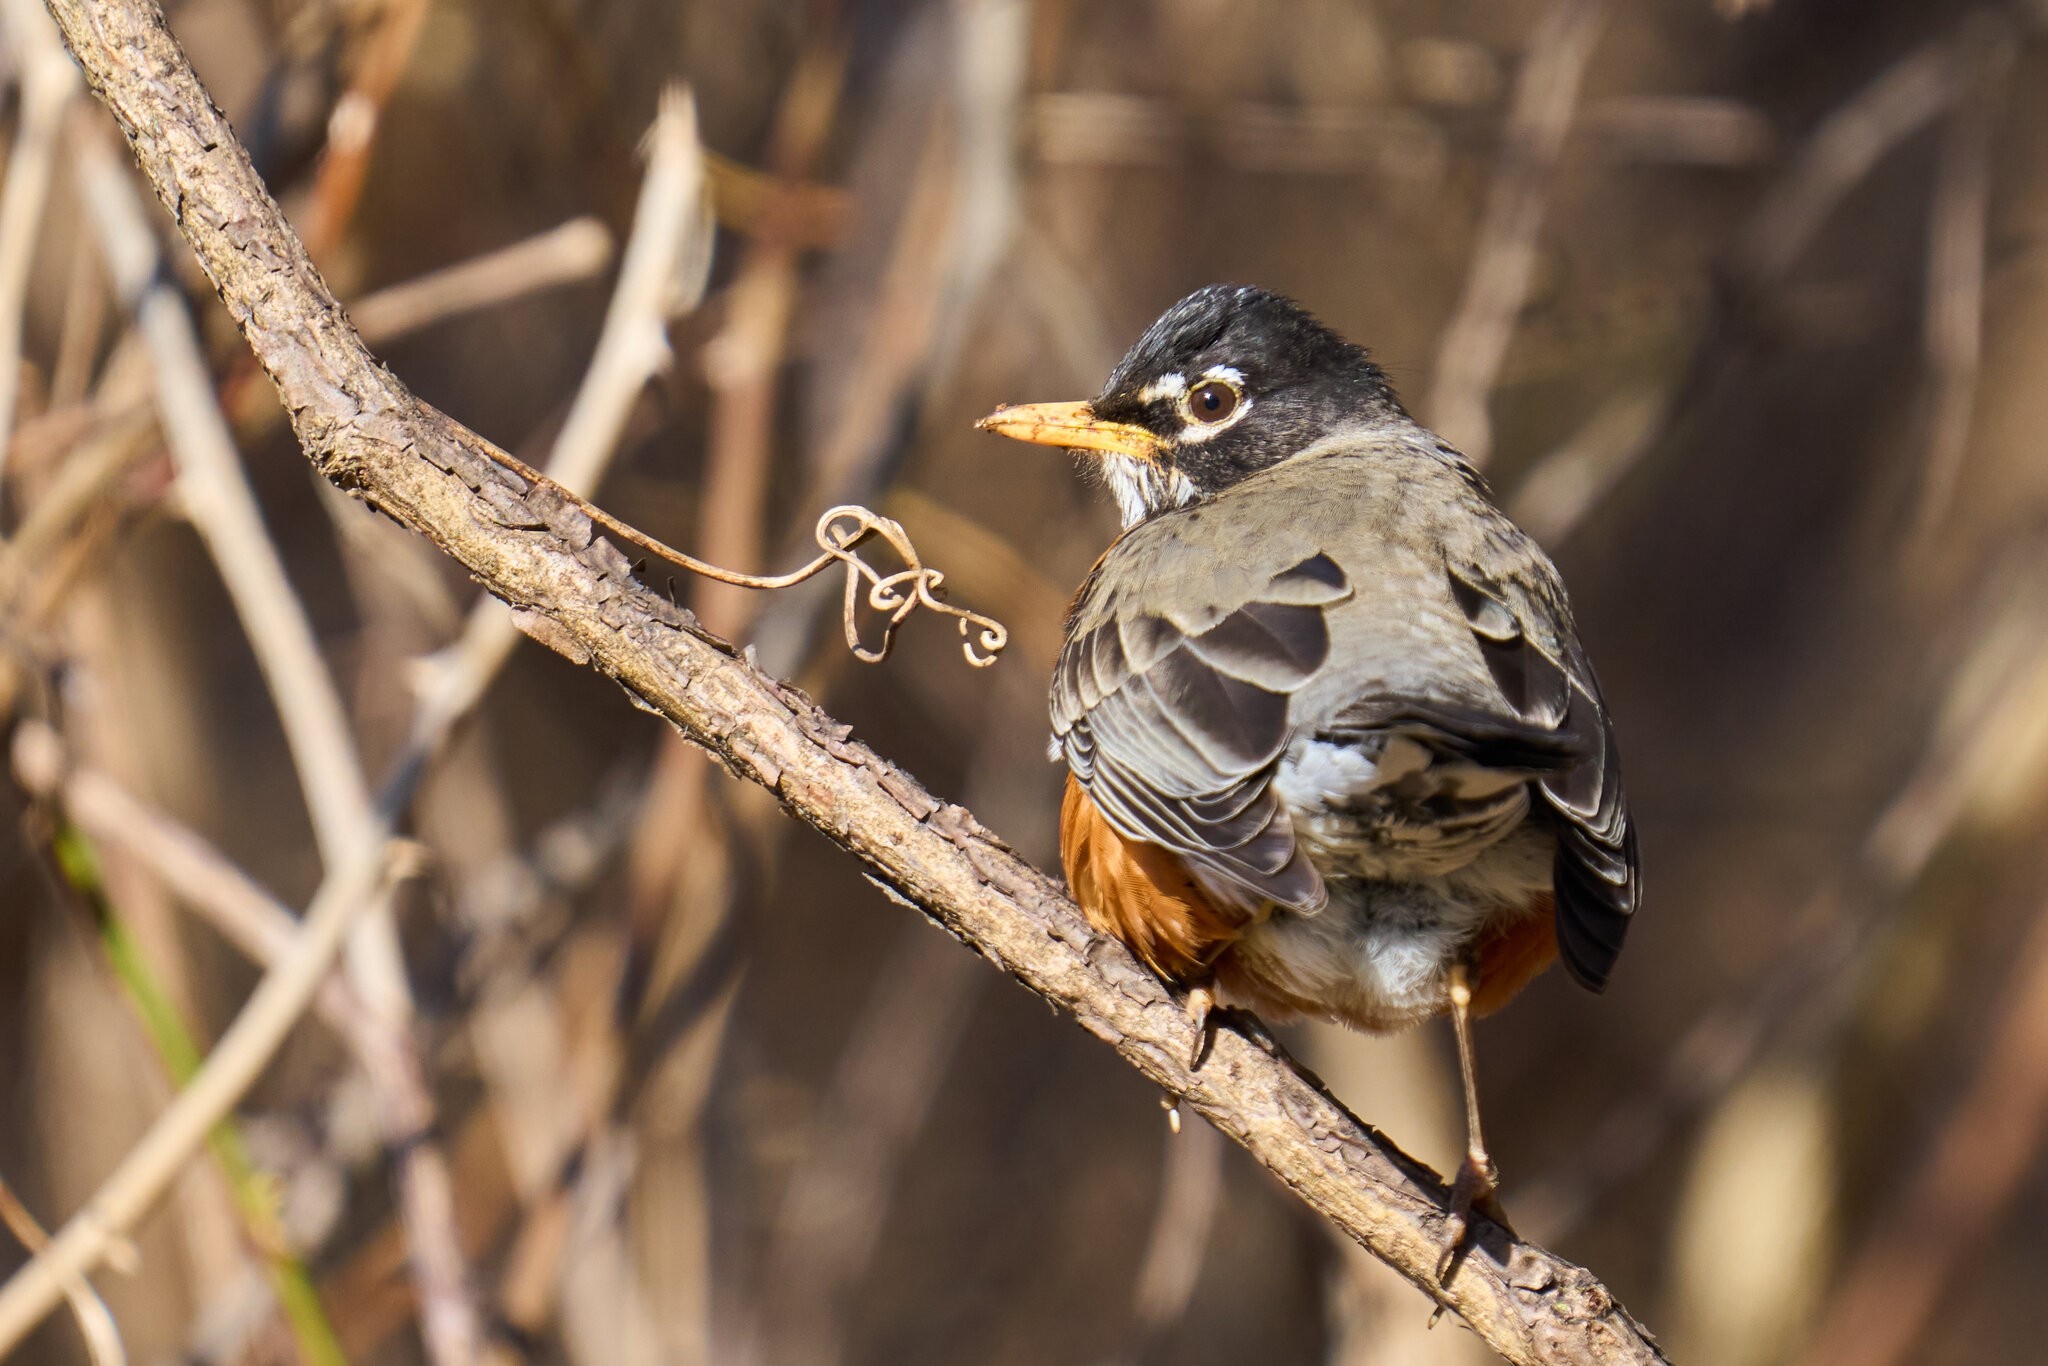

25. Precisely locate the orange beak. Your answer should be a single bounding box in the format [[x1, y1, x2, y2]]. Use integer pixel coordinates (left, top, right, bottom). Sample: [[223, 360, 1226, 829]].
[[977, 400, 1167, 463]]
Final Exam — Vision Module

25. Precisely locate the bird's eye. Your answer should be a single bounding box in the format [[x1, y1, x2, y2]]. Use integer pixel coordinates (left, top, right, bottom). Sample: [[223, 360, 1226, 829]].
[[1184, 379, 1241, 425]]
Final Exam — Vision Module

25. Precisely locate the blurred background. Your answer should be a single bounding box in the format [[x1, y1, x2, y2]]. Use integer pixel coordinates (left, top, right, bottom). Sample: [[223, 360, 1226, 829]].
[[2, 0, 2047, 1363]]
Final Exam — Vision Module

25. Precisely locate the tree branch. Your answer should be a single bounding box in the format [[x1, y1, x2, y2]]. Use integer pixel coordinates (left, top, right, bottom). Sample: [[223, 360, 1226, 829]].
[[31, 3, 1667, 1361]]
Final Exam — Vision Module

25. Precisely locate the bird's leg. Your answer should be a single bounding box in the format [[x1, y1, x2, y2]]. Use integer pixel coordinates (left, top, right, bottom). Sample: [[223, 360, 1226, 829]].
[[1439, 962, 1511, 1276]]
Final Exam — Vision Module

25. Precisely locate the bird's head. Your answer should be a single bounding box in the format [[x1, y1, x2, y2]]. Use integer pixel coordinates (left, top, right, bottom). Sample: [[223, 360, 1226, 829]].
[[979, 285, 1404, 528]]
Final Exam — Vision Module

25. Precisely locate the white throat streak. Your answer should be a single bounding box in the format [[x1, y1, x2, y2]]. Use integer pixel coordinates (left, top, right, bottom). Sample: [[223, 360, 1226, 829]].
[[1100, 453, 1198, 528]]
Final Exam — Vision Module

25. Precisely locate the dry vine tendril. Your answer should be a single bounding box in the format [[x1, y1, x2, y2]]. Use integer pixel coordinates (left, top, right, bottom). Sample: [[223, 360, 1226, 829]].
[[485, 447, 1008, 667]]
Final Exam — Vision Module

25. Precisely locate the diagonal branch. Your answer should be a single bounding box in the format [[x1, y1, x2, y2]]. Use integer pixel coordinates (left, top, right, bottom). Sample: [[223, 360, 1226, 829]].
[[25, 3, 1667, 1362]]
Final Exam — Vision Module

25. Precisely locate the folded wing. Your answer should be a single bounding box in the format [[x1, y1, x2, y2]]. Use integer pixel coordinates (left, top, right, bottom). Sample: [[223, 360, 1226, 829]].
[[1053, 551, 1351, 918]]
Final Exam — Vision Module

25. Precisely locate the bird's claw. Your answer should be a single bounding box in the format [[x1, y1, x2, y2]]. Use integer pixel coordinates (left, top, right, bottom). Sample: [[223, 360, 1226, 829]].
[[1182, 986, 1285, 1071], [1436, 1152, 1510, 1280], [1184, 985, 1216, 1069]]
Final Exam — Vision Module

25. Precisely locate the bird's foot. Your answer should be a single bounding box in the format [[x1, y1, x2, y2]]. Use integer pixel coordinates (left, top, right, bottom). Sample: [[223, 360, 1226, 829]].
[[1226, 1007, 1284, 1056], [1181, 986, 1282, 1070], [1437, 1152, 1511, 1280]]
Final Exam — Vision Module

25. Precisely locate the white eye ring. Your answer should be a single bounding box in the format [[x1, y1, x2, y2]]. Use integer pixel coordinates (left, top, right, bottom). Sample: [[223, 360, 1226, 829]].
[[1179, 376, 1243, 427]]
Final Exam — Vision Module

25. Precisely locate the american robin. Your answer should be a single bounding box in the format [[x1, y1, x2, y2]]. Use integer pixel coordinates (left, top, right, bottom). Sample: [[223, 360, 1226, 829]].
[[978, 285, 1639, 1254]]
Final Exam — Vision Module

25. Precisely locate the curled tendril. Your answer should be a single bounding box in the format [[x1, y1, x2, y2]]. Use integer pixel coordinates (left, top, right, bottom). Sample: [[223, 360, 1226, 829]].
[[480, 445, 1009, 668], [814, 507, 1008, 667]]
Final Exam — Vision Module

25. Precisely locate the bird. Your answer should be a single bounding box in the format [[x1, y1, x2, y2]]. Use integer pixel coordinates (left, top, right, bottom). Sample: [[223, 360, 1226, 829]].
[[977, 284, 1639, 1257]]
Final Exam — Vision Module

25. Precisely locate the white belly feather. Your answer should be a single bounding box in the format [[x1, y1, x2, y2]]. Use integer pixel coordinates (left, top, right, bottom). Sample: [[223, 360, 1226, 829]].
[[1229, 735, 1555, 1029]]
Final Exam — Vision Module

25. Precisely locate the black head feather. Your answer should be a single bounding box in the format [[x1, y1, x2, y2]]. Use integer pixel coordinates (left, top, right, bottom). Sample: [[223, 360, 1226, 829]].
[[1089, 285, 1406, 504]]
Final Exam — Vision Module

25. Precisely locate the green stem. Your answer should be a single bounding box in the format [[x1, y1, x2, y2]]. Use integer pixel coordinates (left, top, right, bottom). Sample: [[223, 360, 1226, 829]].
[[53, 822, 350, 1366]]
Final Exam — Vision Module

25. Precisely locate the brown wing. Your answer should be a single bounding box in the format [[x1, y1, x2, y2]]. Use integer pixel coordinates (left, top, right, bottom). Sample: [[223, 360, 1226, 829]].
[[1052, 550, 1351, 917]]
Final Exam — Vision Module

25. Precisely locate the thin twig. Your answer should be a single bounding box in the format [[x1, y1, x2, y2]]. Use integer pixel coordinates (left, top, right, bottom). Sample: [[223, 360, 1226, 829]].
[[548, 92, 711, 498], [1425, 0, 1610, 463], [0, 1172, 127, 1366], [47, 217, 105, 409], [1028, 91, 1446, 179], [11, 720, 375, 1044], [554, 1130, 676, 1366], [72, 127, 375, 874], [0, 0, 81, 482], [1510, 10, 1991, 561], [1729, 35, 1967, 289], [348, 216, 617, 346], [1120, 1120, 1225, 1363], [0, 816, 404, 1352], [24, 6, 1670, 1360], [1505, 387, 1669, 547], [1029, 92, 1769, 174], [800, 108, 956, 515], [327, 761, 646, 1360], [755, 924, 983, 1366], [703, 150, 850, 247], [298, 0, 431, 263], [406, 89, 712, 749], [0, 403, 155, 608], [51, 819, 348, 1366], [1909, 14, 2015, 545]]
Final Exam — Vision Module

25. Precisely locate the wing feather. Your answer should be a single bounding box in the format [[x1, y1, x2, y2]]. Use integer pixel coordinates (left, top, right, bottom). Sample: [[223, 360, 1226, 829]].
[[1442, 560, 1640, 990], [1053, 552, 1347, 915]]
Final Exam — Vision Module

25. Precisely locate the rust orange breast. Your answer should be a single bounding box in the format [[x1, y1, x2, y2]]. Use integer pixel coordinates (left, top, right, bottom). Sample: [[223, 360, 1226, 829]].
[[1060, 774, 1561, 1028], [1059, 775, 1244, 982], [1468, 897, 1559, 1018]]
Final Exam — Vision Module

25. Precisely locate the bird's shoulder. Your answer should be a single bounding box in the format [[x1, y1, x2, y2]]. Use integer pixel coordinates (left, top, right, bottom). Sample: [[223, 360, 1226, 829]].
[[1065, 423, 1450, 631]]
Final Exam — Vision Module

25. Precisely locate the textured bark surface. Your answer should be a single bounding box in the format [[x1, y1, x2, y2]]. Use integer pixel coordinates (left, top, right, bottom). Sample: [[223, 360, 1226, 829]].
[[43, 2, 1668, 1361]]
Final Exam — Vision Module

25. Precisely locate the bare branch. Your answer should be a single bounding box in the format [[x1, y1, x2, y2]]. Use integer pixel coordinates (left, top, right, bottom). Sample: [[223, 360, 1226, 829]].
[[0, 798, 403, 1353], [16, 4, 1670, 1362], [348, 216, 617, 346], [0, 0, 80, 477], [0, 1172, 127, 1366], [1910, 14, 2016, 544], [11, 720, 376, 1045], [1426, 0, 1610, 462]]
